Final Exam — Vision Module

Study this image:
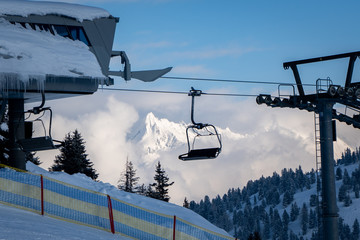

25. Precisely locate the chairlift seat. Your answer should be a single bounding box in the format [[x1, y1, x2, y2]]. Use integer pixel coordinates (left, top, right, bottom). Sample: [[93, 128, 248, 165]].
[[179, 147, 221, 161], [17, 136, 60, 152]]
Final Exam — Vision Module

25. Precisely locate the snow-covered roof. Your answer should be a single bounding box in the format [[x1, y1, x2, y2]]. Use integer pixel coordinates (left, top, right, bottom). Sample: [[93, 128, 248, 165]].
[[0, 0, 111, 22], [0, 18, 105, 83]]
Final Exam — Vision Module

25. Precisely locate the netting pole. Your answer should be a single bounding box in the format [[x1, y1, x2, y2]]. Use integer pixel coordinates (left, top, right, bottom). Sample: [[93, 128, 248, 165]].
[[173, 215, 176, 240], [41, 175, 44, 215], [107, 195, 115, 234]]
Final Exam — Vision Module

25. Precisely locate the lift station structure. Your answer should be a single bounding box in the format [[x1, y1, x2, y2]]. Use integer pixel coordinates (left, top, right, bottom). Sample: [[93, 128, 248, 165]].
[[0, 1, 171, 170], [257, 51, 360, 240]]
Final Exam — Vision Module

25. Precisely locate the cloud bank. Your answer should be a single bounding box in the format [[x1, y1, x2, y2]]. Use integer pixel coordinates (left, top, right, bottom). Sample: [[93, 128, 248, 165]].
[[33, 92, 360, 205]]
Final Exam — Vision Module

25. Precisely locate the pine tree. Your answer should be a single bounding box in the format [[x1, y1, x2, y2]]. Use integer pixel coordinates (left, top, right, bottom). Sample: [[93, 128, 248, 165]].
[[341, 223, 352, 240], [343, 169, 351, 186], [310, 169, 316, 184], [49, 130, 98, 180], [200, 195, 212, 221], [343, 148, 352, 165], [310, 194, 317, 207], [136, 183, 147, 196], [354, 184, 360, 199], [150, 161, 174, 202], [183, 197, 189, 208], [344, 193, 352, 207], [0, 105, 9, 165], [282, 209, 290, 239], [117, 159, 139, 193], [146, 183, 156, 198], [336, 167, 343, 180], [339, 217, 345, 239], [283, 190, 293, 207], [338, 184, 347, 202], [25, 152, 41, 165], [247, 231, 261, 240], [301, 203, 308, 235], [296, 166, 306, 191], [353, 219, 360, 240], [290, 202, 300, 222], [263, 212, 270, 239], [272, 209, 283, 239], [289, 230, 298, 240], [309, 209, 316, 229]]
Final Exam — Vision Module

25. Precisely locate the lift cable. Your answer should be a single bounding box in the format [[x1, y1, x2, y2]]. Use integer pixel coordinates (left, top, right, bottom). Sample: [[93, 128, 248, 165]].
[[161, 76, 317, 86], [100, 87, 258, 97]]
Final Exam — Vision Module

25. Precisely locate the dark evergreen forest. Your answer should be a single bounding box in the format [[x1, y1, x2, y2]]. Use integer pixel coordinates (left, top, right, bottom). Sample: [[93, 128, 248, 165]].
[[189, 148, 360, 240]]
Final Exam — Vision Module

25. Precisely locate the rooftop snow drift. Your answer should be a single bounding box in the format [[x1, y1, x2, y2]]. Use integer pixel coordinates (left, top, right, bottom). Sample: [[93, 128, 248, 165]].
[[0, 0, 111, 22], [0, 0, 118, 101]]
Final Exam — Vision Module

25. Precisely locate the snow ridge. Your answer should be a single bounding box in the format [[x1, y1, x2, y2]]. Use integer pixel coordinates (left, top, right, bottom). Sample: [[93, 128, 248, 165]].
[[141, 112, 188, 154]]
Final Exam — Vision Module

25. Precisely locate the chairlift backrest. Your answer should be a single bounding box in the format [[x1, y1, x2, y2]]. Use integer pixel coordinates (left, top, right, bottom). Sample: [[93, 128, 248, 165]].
[[17, 101, 62, 152], [179, 124, 222, 161]]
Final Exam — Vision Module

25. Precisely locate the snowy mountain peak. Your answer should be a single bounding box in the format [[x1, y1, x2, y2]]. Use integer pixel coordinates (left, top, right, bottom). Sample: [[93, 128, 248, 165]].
[[145, 112, 156, 124], [138, 112, 247, 160], [141, 113, 187, 157]]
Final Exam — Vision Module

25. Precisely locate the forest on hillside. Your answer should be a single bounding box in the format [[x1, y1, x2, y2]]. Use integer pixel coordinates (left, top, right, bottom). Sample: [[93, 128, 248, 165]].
[[188, 148, 360, 240]]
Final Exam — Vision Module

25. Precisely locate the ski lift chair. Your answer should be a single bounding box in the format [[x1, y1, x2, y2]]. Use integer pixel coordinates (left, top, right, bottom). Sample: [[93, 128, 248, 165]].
[[178, 88, 222, 161], [17, 93, 62, 152]]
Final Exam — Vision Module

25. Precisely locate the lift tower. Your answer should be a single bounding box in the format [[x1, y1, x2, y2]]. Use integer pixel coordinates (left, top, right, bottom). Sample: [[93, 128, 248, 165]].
[[256, 51, 360, 240]]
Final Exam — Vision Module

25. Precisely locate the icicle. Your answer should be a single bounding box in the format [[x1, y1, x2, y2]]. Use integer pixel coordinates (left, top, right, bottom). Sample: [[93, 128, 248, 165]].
[[0, 72, 47, 94]]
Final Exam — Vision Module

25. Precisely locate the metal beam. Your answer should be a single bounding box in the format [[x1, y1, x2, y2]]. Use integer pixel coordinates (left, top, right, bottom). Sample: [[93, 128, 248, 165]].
[[345, 55, 356, 88], [8, 98, 26, 170], [290, 65, 305, 97], [283, 51, 360, 68]]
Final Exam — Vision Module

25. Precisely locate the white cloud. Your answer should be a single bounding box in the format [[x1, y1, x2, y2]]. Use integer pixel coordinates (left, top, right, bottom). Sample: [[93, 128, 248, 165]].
[[34, 92, 360, 205]]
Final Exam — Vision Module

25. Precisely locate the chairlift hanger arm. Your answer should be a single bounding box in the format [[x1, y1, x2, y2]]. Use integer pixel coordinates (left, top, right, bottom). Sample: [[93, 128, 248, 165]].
[[189, 87, 204, 127], [27, 91, 50, 115]]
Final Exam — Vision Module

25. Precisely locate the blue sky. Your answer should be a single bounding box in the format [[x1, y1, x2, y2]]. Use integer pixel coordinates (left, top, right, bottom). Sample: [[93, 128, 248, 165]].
[[100, 0, 360, 93], [30, 0, 360, 204]]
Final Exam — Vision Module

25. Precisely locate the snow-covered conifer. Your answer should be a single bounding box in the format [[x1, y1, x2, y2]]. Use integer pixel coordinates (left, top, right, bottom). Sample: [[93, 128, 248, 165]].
[[49, 130, 98, 180], [150, 161, 174, 202], [117, 159, 139, 193]]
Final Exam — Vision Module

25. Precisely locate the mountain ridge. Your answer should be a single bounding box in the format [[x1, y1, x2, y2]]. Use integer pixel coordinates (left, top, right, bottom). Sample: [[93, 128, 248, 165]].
[[129, 112, 248, 160]]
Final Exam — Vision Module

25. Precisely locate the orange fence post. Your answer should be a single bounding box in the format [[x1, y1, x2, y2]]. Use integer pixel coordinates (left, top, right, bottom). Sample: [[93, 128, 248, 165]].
[[107, 195, 115, 234], [40, 175, 44, 216]]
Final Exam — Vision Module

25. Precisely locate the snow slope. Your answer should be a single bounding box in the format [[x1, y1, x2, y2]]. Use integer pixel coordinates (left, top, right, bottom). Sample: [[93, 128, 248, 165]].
[[26, 162, 231, 238], [0, 203, 130, 240], [269, 163, 360, 238]]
